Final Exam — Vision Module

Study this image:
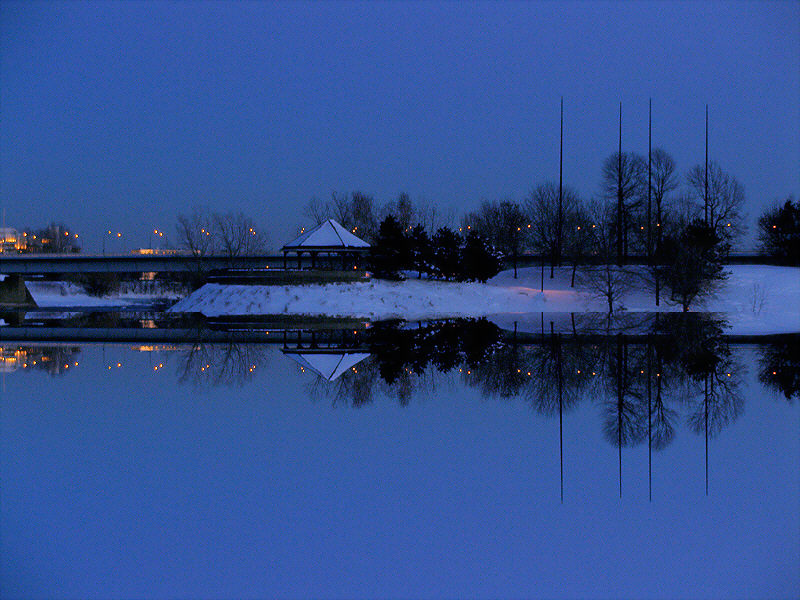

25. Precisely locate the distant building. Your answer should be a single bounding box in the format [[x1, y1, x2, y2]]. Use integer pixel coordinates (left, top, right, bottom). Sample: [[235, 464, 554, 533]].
[[132, 248, 181, 256], [16, 224, 81, 254], [0, 227, 25, 253]]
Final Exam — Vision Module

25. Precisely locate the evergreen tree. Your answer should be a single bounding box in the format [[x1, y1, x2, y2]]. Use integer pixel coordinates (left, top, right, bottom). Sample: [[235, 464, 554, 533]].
[[432, 227, 462, 280], [369, 215, 410, 279], [459, 230, 502, 282], [663, 220, 728, 311], [409, 224, 432, 279], [757, 197, 800, 264]]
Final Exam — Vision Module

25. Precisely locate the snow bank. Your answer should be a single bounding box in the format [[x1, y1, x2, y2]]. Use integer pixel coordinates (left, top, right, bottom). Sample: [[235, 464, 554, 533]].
[[168, 265, 800, 333], [169, 278, 551, 321]]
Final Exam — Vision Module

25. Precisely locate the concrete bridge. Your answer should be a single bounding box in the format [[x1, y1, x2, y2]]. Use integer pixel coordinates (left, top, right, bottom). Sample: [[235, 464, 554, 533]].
[[1, 251, 776, 276], [0, 253, 284, 275]]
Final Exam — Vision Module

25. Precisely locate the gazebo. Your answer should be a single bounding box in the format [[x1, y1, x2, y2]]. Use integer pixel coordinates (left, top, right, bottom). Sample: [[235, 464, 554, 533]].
[[281, 219, 370, 270]]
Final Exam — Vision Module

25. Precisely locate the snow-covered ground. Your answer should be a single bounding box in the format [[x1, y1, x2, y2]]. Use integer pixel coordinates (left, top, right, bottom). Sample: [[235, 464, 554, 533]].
[[168, 265, 800, 334], [26, 281, 182, 308]]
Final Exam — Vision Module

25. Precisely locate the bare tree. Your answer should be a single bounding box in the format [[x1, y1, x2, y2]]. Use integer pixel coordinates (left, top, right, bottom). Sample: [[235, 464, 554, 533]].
[[525, 182, 582, 277], [686, 161, 746, 243], [417, 198, 455, 233], [212, 211, 269, 259], [176, 208, 216, 257], [650, 148, 678, 249], [464, 199, 528, 278], [601, 152, 647, 261], [381, 192, 415, 231], [177, 343, 271, 387], [303, 197, 328, 226], [302, 191, 380, 241], [578, 201, 634, 313], [647, 148, 680, 304]]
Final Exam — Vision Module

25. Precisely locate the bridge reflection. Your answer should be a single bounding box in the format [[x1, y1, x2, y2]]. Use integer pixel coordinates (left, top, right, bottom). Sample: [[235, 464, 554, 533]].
[[3, 316, 797, 499]]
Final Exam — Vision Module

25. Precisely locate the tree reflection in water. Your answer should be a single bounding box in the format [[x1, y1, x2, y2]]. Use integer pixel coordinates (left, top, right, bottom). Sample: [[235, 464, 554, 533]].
[[0, 345, 81, 376], [177, 343, 271, 387], [3, 315, 780, 460], [758, 337, 800, 402], [299, 314, 749, 461]]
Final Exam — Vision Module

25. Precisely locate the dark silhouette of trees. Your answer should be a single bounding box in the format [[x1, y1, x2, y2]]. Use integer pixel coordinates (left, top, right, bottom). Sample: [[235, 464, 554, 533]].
[[464, 200, 528, 278], [460, 231, 502, 283], [525, 182, 582, 277], [601, 151, 646, 262], [661, 220, 728, 311], [176, 209, 216, 256], [303, 191, 379, 241], [175, 207, 268, 285], [177, 343, 271, 387], [650, 148, 679, 246], [381, 192, 415, 231], [757, 197, 800, 264], [758, 339, 800, 402], [369, 215, 410, 279], [409, 224, 432, 279], [686, 161, 745, 244], [367, 217, 500, 282], [212, 211, 269, 260], [648, 148, 679, 304], [431, 227, 461, 280], [22, 223, 82, 253], [578, 201, 634, 313]]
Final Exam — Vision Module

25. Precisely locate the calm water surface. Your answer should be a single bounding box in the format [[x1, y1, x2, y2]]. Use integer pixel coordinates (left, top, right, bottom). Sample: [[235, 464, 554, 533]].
[[1, 325, 798, 599]]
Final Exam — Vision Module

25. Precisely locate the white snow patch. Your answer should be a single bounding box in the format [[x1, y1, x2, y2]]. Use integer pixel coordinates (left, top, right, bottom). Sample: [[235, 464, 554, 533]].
[[168, 265, 800, 334]]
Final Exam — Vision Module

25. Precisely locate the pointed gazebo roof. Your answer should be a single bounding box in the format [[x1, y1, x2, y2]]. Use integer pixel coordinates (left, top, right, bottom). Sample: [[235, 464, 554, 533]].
[[283, 351, 371, 381], [282, 219, 370, 252]]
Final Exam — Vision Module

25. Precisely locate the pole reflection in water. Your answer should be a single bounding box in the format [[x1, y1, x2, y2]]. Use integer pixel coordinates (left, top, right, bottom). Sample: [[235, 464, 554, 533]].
[[4, 314, 793, 483], [1, 314, 798, 598]]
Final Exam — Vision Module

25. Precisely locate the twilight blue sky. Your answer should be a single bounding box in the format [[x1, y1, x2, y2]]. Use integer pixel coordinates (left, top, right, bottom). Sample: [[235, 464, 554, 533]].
[[1, 0, 798, 251]]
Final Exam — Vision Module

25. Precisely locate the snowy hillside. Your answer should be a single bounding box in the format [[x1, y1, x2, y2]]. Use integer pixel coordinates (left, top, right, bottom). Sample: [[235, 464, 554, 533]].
[[168, 265, 800, 334]]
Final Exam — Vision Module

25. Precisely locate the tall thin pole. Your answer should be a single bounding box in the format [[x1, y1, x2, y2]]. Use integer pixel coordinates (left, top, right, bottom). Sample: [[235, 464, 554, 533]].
[[617, 103, 623, 264], [704, 104, 709, 225], [558, 97, 563, 269], [647, 99, 652, 260]]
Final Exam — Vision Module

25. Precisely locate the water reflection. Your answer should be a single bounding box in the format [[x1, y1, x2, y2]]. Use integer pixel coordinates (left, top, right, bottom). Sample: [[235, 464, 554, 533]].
[[758, 337, 800, 402], [2, 316, 797, 454], [177, 343, 271, 386], [1, 317, 798, 598], [0, 344, 81, 375]]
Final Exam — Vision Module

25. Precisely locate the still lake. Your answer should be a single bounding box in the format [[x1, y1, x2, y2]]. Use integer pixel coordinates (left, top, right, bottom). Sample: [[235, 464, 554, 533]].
[[1, 317, 798, 599]]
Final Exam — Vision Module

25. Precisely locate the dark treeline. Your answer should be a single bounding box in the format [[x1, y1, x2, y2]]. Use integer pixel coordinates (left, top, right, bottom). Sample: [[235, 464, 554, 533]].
[[757, 196, 800, 264], [301, 146, 800, 310]]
